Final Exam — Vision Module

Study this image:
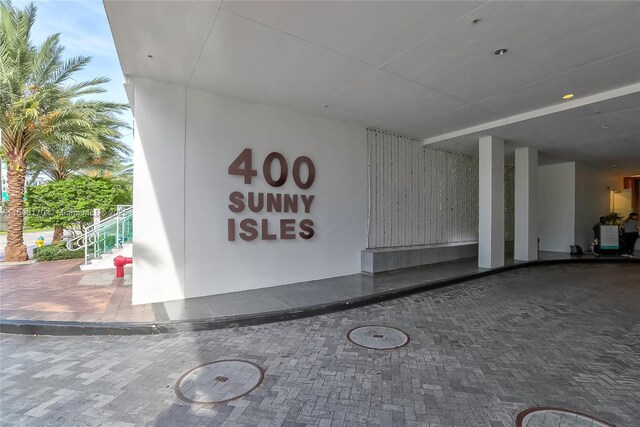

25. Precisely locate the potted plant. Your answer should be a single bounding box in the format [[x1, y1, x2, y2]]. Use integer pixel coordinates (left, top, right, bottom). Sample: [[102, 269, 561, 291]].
[[604, 211, 624, 225]]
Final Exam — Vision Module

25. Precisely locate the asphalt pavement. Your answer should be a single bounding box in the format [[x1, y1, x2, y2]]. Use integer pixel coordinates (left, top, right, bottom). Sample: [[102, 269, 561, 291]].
[[0, 230, 55, 262]]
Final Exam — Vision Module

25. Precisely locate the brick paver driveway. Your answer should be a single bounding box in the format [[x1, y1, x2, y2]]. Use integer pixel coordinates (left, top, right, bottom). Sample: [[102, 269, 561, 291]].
[[1, 263, 639, 426]]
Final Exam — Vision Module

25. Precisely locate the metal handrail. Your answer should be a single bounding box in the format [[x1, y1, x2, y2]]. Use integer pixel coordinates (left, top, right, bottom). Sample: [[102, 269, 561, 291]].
[[66, 205, 133, 265], [85, 205, 133, 235], [66, 206, 132, 249]]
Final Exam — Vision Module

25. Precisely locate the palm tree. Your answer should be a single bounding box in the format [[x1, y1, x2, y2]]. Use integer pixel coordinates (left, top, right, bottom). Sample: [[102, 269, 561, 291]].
[[27, 138, 130, 244], [0, 0, 128, 260], [28, 143, 124, 183], [28, 114, 131, 183]]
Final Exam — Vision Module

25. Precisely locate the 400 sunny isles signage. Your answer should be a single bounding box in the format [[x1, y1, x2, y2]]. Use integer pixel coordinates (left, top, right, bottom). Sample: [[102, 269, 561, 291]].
[[227, 149, 316, 241]]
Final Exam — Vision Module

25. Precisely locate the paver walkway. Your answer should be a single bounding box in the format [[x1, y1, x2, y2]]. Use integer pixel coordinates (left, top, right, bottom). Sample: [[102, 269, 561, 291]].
[[0, 259, 153, 323], [1, 263, 638, 426]]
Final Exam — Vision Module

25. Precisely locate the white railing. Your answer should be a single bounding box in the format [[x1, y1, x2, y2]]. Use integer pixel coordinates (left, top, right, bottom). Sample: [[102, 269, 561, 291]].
[[66, 205, 133, 265]]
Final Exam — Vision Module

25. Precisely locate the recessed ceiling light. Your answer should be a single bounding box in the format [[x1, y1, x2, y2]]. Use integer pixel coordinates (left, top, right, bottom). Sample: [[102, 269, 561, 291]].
[[601, 124, 612, 129], [494, 48, 508, 56], [562, 93, 574, 100]]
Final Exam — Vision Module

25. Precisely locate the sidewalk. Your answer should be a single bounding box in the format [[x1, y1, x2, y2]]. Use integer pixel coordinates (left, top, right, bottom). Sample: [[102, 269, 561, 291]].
[[0, 259, 154, 323]]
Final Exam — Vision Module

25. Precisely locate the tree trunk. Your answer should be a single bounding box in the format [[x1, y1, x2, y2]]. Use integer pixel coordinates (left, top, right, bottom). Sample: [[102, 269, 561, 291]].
[[52, 225, 64, 244], [5, 155, 29, 261]]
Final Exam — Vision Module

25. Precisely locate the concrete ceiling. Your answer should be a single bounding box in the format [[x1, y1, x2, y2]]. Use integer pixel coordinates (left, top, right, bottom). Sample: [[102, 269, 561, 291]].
[[104, 1, 640, 174]]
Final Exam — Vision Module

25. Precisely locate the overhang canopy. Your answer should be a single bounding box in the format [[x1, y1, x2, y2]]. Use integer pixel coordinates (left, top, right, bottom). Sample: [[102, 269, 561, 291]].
[[105, 1, 640, 173]]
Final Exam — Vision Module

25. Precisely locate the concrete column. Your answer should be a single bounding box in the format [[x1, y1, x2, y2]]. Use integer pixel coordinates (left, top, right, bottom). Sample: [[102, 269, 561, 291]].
[[514, 147, 538, 261], [478, 136, 504, 268]]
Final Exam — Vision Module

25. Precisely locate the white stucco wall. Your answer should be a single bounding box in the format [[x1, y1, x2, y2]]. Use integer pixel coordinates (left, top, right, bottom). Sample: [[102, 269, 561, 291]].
[[132, 79, 186, 304], [537, 162, 616, 254], [538, 162, 576, 253], [131, 78, 367, 304], [574, 164, 613, 249]]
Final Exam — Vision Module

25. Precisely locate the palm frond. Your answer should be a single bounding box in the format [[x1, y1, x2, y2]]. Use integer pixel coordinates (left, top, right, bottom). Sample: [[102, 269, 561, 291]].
[[1, 0, 131, 200]]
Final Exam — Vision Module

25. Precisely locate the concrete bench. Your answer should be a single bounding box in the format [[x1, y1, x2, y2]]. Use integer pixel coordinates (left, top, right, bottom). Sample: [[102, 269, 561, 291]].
[[361, 242, 478, 274], [362, 241, 515, 274]]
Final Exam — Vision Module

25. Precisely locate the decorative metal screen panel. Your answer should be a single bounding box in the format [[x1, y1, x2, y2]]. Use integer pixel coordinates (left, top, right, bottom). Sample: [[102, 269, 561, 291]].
[[367, 129, 514, 249]]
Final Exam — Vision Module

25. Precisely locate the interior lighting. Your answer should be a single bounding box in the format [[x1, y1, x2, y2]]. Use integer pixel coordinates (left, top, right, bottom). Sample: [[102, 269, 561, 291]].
[[494, 48, 508, 55], [562, 93, 574, 100]]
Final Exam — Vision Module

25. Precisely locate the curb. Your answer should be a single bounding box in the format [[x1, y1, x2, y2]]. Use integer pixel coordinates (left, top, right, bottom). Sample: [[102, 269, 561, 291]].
[[0, 260, 38, 267], [1, 257, 638, 336]]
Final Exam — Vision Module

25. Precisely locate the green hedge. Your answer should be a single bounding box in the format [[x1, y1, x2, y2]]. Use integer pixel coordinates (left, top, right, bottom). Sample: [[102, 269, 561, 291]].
[[33, 244, 85, 262]]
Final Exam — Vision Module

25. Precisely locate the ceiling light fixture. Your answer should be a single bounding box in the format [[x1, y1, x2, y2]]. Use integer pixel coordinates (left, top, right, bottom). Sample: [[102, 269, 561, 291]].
[[562, 93, 574, 100], [494, 48, 508, 56], [601, 124, 612, 129]]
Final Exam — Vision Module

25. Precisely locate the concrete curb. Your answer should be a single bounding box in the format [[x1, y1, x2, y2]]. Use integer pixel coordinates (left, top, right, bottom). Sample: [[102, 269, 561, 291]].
[[0, 260, 38, 267], [1, 257, 638, 336]]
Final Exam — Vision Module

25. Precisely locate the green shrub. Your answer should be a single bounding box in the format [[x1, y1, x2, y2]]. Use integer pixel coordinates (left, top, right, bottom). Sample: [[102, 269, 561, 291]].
[[25, 176, 132, 230], [33, 244, 85, 262]]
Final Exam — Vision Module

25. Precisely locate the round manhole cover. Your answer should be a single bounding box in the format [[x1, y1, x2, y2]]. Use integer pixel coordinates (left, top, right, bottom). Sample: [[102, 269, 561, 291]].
[[347, 325, 410, 350], [516, 407, 615, 427], [175, 359, 264, 405]]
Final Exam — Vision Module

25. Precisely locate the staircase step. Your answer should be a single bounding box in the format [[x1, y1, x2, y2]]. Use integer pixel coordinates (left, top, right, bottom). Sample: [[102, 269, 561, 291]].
[[80, 244, 133, 271]]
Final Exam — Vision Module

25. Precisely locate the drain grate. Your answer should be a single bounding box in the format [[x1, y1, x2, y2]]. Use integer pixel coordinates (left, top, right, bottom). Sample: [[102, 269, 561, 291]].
[[516, 407, 616, 427], [175, 359, 264, 405], [347, 325, 410, 350]]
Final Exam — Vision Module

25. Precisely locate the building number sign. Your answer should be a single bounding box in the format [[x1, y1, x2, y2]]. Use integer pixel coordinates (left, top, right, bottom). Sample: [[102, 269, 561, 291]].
[[227, 149, 316, 241]]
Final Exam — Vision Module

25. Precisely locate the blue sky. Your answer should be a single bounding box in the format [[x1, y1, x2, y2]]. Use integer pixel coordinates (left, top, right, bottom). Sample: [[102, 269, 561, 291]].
[[17, 0, 133, 148]]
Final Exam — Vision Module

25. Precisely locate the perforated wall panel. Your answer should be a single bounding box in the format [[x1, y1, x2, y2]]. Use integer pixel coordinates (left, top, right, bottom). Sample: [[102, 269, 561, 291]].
[[367, 129, 514, 249]]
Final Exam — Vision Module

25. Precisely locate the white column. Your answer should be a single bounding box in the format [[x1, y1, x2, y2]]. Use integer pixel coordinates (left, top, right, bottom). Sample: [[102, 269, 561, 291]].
[[514, 147, 538, 261], [478, 136, 504, 268], [131, 79, 186, 304]]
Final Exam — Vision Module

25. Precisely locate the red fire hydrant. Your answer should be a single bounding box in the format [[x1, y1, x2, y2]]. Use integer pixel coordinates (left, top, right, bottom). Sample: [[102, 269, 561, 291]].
[[114, 256, 133, 278]]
